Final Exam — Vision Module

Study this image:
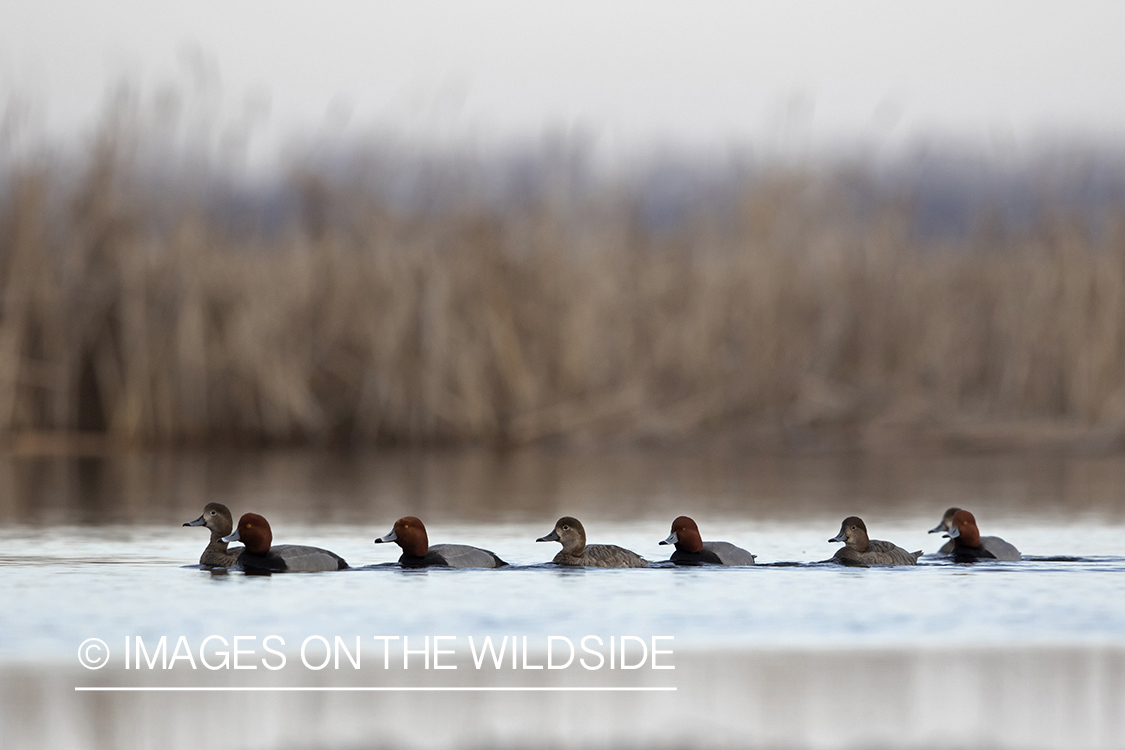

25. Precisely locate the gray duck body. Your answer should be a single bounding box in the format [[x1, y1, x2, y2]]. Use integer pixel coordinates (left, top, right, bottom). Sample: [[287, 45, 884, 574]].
[[237, 544, 348, 573], [401, 543, 507, 569], [670, 541, 756, 566]]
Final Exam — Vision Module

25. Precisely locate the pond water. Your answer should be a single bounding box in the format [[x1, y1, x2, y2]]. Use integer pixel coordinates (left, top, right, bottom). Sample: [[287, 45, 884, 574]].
[[2, 449, 1124, 750], [2, 449, 1124, 658]]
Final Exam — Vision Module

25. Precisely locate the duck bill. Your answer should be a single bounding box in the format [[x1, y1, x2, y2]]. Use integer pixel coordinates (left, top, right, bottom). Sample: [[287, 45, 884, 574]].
[[828, 530, 846, 543], [374, 529, 397, 544], [943, 526, 960, 539], [183, 515, 206, 527], [927, 522, 947, 534], [536, 529, 560, 543], [221, 530, 240, 543], [659, 531, 678, 546]]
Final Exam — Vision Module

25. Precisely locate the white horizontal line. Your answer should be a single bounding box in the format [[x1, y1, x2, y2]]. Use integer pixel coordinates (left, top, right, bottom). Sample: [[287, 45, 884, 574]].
[[74, 686, 676, 693]]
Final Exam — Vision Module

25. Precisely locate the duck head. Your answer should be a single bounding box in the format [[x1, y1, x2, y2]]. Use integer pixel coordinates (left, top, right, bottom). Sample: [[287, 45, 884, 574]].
[[183, 503, 235, 541], [829, 516, 870, 553], [374, 516, 429, 557], [660, 516, 703, 553], [944, 509, 981, 547], [928, 507, 961, 534], [537, 516, 586, 555], [222, 513, 272, 555]]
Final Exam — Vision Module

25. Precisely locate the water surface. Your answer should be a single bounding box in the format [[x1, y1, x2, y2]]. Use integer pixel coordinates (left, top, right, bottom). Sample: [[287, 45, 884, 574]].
[[2, 449, 1124, 659]]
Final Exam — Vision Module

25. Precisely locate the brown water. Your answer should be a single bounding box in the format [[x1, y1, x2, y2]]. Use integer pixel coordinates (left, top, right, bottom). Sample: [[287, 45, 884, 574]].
[[3, 447, 1125, 527]]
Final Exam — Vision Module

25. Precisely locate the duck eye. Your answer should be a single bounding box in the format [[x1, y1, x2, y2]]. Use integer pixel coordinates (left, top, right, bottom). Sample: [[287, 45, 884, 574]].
[[562, 525, 569, 531]]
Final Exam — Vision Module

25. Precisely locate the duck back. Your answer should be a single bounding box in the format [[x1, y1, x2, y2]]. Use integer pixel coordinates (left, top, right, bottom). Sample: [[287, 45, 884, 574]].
[[671, 541, 756, 566], [834, 539, 920, 566], [940, 537, 1017, 558], [704, 541, 756, 566], [400, 543, 507, 569], [954, 536, 1021, 562], [554, 543, 647, 568], [981, 536, 1021, 561], [238, 545, 348, 573]]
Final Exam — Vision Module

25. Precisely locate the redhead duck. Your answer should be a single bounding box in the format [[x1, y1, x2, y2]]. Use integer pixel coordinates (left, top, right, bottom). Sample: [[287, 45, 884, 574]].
[[660, 516, 756, 566], [927, 507, 960, 554], [183, 502, 243, 567], [537, 516, 647, 568], [944, 509, 1021, 562], [829, 516, 921, 566], [221, 513, 347, 573], [374, 516, 507, 568]]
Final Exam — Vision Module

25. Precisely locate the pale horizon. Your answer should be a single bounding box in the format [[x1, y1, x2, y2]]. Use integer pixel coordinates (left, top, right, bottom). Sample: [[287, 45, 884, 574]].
[[3, 1, 1124, 171]]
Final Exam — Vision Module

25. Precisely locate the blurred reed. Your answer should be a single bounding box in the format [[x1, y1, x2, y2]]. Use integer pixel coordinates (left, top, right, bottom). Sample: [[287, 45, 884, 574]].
[[1, 122, 1124, 449]]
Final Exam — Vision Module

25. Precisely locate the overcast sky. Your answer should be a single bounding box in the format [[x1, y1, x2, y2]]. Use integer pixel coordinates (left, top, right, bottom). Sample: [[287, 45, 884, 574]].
[[3, 1, 1124, 168]]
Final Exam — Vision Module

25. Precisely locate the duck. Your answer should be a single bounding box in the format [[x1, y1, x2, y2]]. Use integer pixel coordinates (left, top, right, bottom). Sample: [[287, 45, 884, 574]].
[[183, 502, 243, 567], [828, 516, 921, 566], [944, 509, 1021, 562], [659, 516, 756, 566], [374, 516, 507, 568], [537, 516, 648, 568], [221, 513, 348, 573], [927, 507, 960, 554]]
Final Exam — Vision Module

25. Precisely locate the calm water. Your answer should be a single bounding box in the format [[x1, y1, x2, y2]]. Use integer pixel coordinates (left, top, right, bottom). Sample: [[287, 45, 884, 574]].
[[4, 449, 1125, 750], [2, 449, 1124, 659]]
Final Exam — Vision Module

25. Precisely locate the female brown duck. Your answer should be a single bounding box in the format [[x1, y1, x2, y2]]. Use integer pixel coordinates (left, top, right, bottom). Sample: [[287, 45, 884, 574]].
[[183, 502, 243, 567], [829, 516, 921, 566], [537, 516, 647, 568]]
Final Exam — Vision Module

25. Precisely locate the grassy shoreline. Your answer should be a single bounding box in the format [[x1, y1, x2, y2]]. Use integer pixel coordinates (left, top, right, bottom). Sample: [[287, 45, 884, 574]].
[[2, 130, 1124, 449]]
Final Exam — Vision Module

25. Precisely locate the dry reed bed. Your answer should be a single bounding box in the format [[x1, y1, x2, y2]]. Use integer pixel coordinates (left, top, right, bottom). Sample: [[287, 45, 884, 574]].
[[1, 143, 1124, 447]]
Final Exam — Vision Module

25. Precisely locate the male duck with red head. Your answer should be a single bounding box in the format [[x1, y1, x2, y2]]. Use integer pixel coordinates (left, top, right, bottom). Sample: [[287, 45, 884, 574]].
[[828, 516, 921, 566], [221, 513, 348, 573], [375, 516, 507, 568], [659, 516, 756, 566], [944, 509, 1021, 562]]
